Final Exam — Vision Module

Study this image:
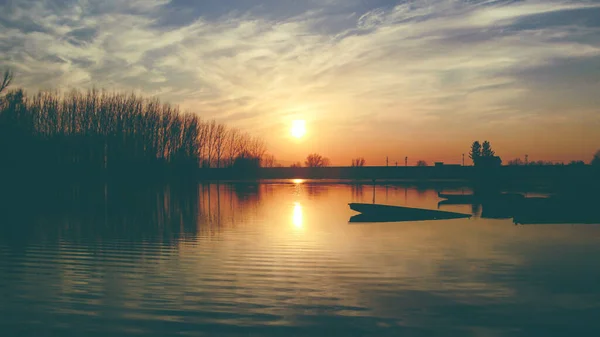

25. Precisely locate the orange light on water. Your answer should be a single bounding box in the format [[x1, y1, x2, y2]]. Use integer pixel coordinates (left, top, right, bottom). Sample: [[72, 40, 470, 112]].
[[292, 202, 303, 228]]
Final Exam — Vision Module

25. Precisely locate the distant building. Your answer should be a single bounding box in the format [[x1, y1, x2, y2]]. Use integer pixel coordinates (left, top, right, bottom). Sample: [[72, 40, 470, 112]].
[[474, 156, 502, 168]]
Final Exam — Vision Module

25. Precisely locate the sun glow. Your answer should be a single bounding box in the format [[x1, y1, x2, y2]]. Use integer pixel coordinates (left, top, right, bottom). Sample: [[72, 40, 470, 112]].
[[291, 120, 306, 139]]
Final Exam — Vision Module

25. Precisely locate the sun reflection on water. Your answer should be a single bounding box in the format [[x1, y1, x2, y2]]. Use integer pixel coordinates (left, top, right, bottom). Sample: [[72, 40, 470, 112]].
[[292, 202, 303, 228]]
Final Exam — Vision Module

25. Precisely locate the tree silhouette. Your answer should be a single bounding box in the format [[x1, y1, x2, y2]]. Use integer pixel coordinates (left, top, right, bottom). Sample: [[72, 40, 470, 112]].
[[351, 157, 365, 167], [529, 160, 559, 166], [416, 160, 428, 167], [290, 162, 302, 168], [0, 69, 12, 94], [262, 154, 276, 168], [305, 153, 330, 167], [481, 140, 495, 157], [592, 150, 600, 166], [232, 151, 261, 171], [470, 140, 501, 167], [469, 141, 481, 163], [507, 158, 525, 166], [0, 88, 267, 181]]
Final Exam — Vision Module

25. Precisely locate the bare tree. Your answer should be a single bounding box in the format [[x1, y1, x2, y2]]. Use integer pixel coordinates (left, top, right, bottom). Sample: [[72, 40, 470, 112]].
[[0, 87, 273, 180], [197, 120, 209, 167], [305, 153, 330, 167], [507, 158, 525, 166], [416, 160, 427, 167], [290, 162, 302, 168], [248, 137, 267, 161], [0, 69, 13, 94], [529, 160, 555, 166], [351, 157, 365, 167], [224, 128, 241, 167], [213, 123, 227, 168], [237, 135, 248, 157], [262, 154, 276, 168], [206, 120, 218, 167]]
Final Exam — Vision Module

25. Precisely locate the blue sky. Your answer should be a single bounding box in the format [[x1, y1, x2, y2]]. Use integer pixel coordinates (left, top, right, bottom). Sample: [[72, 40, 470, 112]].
[[1, 0, 600, 164]]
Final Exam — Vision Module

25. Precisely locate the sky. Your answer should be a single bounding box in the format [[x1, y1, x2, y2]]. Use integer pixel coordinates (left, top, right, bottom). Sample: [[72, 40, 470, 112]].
[[1, 0, 600, 166]]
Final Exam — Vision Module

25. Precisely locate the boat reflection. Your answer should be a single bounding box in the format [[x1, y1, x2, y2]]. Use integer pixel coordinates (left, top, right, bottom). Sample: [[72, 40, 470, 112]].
[[437, 192, 600, 225], [512, 197, 600, 225]]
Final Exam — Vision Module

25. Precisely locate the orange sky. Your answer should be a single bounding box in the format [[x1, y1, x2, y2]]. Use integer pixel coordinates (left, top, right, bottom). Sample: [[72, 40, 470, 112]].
[[2, 0, 600, 166], [263, 112, 598, 166]]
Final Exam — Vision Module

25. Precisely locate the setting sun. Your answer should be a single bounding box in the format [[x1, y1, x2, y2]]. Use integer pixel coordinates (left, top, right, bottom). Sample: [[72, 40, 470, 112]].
[[291, 120, 306, 139]]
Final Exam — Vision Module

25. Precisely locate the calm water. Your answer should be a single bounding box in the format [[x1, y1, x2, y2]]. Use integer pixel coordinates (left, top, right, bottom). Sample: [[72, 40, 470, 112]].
[[1, 181, 600, 336]]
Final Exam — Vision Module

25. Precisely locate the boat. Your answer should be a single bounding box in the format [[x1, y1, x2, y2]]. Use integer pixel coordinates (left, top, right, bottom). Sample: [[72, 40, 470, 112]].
[[437, 192, 476, 202], [348, 203, 471, 222], [437, 192, 524, 204]]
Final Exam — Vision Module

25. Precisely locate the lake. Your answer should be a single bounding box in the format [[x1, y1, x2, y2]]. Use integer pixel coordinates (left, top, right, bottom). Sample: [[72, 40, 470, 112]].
[[1, 181, 599, 336]]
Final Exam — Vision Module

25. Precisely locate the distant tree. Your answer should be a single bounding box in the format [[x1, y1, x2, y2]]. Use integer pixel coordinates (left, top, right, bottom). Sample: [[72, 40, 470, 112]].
[[290, 162, 302, 168], [470, 140, 501, 167], [305, 153, 330, 167], [0, 69, 13, 94], [232, 151, 261, 171], [416, 160, 428, 167], [469, 141, 481, 163], [213, 123, 227, 168], [568, 160, 585, 166], [351, 157, 365, 167], [0, 88, 270, 181], [248, 137, 267, 162], [481, 140, 495, 157], [262, 154, 276, 168], [529, 160, 555, 166], [224, 128, 241, 167], [592, 150, 600, 166], [508, 158, 525, 166]]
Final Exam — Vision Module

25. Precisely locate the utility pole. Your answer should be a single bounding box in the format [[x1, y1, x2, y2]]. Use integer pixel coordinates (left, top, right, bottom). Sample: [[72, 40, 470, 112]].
[[386, 156, 388, 167], [525, 154, 529, 165], [462, 153, 465, 166], [405, 157, 408, 167]]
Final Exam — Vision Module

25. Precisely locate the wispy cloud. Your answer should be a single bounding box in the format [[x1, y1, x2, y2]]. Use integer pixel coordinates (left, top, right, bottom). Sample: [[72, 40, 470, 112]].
[[1, 0, 599, 162]]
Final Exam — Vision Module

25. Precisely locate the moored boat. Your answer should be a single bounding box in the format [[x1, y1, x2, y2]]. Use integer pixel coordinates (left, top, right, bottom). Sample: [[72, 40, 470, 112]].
[[348, 203, 471, 222], [437, 192, 524, 204], [437, 193, 477, 203]]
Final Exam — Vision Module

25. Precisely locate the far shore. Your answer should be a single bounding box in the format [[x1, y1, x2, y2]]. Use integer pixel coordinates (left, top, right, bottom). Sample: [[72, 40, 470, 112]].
[[199, 165, 596, 182]]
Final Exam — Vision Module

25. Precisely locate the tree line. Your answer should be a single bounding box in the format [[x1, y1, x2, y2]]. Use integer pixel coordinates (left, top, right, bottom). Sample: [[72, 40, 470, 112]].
[[0, 85, 270, 182], [506, 158, 598, 166], [469, 139, 600, 167]]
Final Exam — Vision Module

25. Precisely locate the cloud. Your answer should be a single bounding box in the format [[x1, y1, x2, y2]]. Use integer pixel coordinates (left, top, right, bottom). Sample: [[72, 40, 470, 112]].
[[1, 0, 600, 162]]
